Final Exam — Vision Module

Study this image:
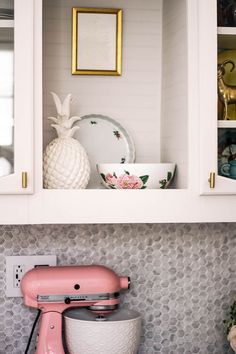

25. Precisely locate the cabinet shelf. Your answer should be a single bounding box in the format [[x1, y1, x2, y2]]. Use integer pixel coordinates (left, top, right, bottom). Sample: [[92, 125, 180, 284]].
[[218, 27, 236, 48], [0, 20, 14, 28], [218, 120, 236, 128], [217, 27, 236, 35]]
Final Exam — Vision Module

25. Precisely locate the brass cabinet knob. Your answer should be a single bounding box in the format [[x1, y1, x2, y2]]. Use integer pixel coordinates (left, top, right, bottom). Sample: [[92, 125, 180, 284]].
[[208, 172, 215, 189], [22, 172, 28, 188]]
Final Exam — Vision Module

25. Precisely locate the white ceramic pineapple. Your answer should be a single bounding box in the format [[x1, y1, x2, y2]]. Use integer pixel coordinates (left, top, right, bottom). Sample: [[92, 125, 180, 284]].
[[43, 92, 90, 189]]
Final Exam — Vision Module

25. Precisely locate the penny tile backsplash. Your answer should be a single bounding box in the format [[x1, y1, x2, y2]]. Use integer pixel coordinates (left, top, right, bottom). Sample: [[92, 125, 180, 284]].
[[0, 223, 235, 354]]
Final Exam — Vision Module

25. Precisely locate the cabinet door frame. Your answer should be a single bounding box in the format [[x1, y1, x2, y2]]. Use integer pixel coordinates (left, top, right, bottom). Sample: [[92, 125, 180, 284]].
[[199, 0, 236, 194], [0, 0, 33, 194]]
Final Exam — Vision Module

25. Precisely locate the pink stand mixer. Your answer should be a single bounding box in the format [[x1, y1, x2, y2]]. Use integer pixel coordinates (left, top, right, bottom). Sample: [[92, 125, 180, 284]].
[[20, 265, 130, 354]]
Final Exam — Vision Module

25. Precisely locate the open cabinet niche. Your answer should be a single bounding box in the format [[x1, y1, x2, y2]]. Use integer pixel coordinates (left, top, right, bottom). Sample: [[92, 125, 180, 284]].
[[42, 0, 188, 189]]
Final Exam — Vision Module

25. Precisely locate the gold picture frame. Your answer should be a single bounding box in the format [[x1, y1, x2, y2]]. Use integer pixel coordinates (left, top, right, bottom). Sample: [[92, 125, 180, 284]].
[[72, 8, 122, 76]]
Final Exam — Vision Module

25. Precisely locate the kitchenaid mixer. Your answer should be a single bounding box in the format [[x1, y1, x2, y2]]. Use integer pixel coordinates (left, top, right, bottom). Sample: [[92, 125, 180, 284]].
[[20, 265, 130, 354]]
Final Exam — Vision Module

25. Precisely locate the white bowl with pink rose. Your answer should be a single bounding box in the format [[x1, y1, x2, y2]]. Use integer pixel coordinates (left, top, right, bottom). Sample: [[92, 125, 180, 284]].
[[97, 163, 176, 189]]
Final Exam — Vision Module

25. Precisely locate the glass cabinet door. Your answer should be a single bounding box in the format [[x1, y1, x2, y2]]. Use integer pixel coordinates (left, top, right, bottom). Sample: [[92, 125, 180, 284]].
[[0, 0, 33, 194], [0, 9, 14, 178], [199, 0, 236, 194], [217, 1, 236, 186]]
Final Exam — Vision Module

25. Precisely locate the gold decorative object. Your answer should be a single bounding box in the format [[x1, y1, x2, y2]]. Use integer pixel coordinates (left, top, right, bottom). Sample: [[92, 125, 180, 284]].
[[72, 8, 122, 76], [218, 59, 236, 120]]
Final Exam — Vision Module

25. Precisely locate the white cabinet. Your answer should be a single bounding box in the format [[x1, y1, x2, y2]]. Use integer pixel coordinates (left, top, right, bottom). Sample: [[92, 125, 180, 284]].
[[199, 0, 236, 194], [29, 0, 192, 224], [0, 0, 33, 194], [1, 0, 236, 225], [29, 0, 235, 225]]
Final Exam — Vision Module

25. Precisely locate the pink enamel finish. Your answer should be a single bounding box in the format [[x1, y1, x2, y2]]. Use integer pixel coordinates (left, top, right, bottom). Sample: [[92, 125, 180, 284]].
[[36, 312, 64, 354], [20, 265, 130, 354], [21, 265, 129, 308]]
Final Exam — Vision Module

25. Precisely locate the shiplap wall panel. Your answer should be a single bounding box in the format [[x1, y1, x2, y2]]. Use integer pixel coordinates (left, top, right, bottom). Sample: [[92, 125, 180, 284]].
[[43, 0, 162, 169], [161, 0, 188, 189], [44, 0, 160, 11]]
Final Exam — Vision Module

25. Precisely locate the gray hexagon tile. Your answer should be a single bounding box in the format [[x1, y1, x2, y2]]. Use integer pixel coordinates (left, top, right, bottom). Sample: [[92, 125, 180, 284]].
[[0, 223, 235, 353]]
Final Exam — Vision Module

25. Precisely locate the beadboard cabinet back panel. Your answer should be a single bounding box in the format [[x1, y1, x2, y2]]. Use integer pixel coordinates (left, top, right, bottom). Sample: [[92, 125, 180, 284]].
[[161, 0, 188, 189], [43, 0, 162, 164]]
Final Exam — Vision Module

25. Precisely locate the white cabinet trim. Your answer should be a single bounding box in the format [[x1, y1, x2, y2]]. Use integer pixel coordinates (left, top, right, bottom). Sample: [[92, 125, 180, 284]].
[[0, 0, 34, 194]]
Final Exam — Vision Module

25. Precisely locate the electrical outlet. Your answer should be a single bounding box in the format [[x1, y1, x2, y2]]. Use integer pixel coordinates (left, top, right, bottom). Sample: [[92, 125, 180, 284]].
[[14, 264, 25, 288], [6, 255, 57, 297]]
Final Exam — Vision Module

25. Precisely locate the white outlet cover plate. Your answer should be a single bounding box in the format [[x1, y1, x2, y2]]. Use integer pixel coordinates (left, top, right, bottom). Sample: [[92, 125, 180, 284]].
[[6, 255, 57, 297]]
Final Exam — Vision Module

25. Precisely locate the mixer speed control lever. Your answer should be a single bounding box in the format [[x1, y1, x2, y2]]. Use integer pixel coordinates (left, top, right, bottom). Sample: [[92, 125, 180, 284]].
[[64, 297, 87, 304], [64, 297, 71, 304]]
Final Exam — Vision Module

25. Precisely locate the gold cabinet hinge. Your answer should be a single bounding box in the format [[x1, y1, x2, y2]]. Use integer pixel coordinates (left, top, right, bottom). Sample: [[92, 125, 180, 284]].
[[22, 172, 28, 188], [208, 172, 215, 189]]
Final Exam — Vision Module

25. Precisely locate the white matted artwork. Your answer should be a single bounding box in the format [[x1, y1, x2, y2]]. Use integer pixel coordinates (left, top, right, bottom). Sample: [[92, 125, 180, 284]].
[[72, 8, 122, 76]]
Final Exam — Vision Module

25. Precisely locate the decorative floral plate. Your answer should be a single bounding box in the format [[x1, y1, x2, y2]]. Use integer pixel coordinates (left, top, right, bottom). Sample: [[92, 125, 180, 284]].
[[74, 114, 135, 188]]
